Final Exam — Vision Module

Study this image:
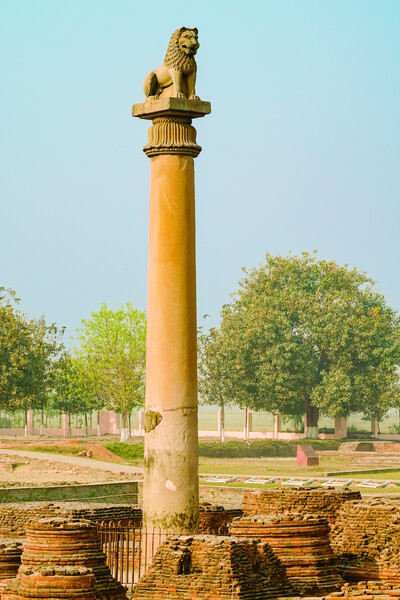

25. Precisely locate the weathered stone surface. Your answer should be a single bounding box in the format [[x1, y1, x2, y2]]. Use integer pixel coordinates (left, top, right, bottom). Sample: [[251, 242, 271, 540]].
[[230, 513, 343, 594], [132, 534, 294, 599], [2, 518, 127, 600], [133, 29, 211, 534]]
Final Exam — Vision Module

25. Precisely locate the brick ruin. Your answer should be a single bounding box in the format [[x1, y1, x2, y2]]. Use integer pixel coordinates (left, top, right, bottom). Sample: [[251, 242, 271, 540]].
[[241, 488, 361, 524], [0, 541, 23, 579], [128, 489, 400, 599], [198, 502, 242, 534], [230, 512, 343, 594], [0, 504, 142, 538], [331, 497, 400, 583], [2, 517, 127, 600], [2, 490, 400, 599], [132, 535, 294, 600]]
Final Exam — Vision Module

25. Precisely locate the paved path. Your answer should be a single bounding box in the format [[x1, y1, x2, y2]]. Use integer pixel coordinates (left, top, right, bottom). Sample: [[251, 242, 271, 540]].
[[0, 448, 143, 475]]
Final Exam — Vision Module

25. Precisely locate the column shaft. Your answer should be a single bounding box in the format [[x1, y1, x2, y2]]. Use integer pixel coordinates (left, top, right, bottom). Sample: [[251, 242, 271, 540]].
[[143, 153, 198, 533]]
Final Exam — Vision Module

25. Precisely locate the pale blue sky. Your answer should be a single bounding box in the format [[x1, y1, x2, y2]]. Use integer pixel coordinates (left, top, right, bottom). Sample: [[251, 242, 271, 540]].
[[1, 0, 399, 346]]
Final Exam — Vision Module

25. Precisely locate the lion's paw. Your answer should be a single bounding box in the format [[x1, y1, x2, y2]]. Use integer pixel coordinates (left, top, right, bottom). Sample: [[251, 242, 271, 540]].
[[175, 92, 187, 99], [189, 95, 200, 101]]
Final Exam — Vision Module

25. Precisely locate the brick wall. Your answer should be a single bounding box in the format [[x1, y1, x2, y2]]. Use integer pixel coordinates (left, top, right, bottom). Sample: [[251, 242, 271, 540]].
[[242, 488, 361, 524], [0, 503, 142, 537], [331, 497, 400, 583]]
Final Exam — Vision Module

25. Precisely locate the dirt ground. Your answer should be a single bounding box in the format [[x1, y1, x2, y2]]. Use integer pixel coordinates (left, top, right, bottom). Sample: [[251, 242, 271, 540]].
[[1, 438, 400, 502], [0, 456, 139, 487]]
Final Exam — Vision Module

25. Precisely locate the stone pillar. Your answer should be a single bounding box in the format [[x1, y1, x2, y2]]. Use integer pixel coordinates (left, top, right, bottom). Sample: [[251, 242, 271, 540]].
[[138, 409, 145, 436], [61, 412, 68, 437], [217, 410, 222, 437], [132, 97, 211, 533], [246, 410, 252, 438], [334, 416, 347, 439], [26, 410, 34, 436], [274, 412, 281, 439]]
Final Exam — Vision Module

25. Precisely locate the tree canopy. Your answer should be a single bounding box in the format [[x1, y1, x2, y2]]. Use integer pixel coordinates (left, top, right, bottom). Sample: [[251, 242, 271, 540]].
[[199, 252, 400, 437], [0, 290, 64, 415], [74, 302, 146, 441]]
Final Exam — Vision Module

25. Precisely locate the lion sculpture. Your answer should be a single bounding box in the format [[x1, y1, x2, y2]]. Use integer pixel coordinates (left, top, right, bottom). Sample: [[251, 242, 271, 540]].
[[143, 27, 200, 101]]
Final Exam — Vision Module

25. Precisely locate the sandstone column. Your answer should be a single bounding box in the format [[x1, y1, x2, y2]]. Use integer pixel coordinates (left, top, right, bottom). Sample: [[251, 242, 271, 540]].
[[132, 97, 211, 532]]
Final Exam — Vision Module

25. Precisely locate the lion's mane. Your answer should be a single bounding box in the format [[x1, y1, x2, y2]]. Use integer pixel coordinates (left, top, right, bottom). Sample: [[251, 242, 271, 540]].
[[164, 27, 197, 74]]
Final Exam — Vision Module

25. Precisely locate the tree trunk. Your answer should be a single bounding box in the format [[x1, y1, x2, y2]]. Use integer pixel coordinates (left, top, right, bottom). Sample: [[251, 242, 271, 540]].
[[40, 408, 44, 436], [24, 408, 28, 438], [120, 411, 129, 442], [84, 413, 88, 438], [304, 395, 319, 439], [128, 413, 132, 440], [68, 413, 72, 439], [97, 411, 101, 436], [220, 397, 225, 443], [243, 406, 248, 441]]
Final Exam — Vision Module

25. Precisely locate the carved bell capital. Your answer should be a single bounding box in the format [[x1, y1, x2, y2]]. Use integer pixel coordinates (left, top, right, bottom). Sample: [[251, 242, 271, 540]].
[[132, 97, 211, 158]]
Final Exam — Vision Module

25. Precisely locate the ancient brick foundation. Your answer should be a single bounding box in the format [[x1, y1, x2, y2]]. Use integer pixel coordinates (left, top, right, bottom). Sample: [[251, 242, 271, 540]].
[[326, 581, 400, 600], [230, 513, 343, 594], [132, 535, 294, 600], [331, 498, 400, 584], [241, 489, 361, 524], [0, 504, 142, 538], [2, 518, 127, 600], [0, 540, 23, 579], [198, 502, 242, 534], [0, 502, 240, 538]]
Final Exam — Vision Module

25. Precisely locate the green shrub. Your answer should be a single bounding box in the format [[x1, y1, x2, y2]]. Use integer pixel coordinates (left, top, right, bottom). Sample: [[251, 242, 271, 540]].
[[104, 442, 144, 461], [11, 444, 87, 456], [104, 439, 340, 462], [197, 439, 340, 458]]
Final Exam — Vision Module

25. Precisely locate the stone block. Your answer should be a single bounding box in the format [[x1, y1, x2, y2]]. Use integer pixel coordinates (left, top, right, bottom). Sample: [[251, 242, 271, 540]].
[[297, 444, 319, 466]]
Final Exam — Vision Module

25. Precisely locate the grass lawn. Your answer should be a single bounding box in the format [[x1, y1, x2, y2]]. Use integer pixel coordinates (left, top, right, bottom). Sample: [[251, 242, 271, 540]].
[[198, 455, 352, 477]]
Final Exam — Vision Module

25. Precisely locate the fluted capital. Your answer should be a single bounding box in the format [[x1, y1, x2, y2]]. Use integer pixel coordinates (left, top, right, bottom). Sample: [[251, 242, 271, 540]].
[[132, 97, 211, 158]]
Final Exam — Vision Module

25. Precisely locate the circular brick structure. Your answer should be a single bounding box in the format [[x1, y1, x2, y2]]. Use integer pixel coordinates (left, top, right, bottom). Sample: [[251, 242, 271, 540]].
[[2, 518, 127, 600], [230, 512, 344, 594]]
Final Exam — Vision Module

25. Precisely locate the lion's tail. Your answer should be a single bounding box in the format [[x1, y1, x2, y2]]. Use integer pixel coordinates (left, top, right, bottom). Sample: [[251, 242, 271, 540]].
[[143, 72, 158, 97]]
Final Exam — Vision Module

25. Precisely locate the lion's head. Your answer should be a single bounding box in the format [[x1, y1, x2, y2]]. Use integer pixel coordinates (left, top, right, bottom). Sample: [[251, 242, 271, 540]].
[[164, 27, 199, 73]]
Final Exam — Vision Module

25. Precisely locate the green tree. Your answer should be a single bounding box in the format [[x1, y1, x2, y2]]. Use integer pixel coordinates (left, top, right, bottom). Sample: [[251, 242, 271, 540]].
[[205, 252, 400, 438], [75, 303, 146, 442], [198, 324, 236, 442], [53, 353, 95, 437], [0, 292, 64, 433]]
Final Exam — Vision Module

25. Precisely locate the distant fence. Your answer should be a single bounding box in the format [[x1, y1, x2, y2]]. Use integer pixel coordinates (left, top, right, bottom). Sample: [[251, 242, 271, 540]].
[[0, 407, 399, 439]]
